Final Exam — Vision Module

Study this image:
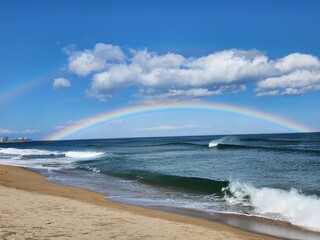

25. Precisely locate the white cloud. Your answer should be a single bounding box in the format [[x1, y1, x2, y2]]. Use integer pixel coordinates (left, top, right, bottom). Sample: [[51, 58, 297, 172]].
[[88, 49, 267, 92], [256, 70, 320, 96], [21, 129, 38, 134], [133, 125, 199, 132], [135, 85, 246, 103], [67, 43, 125, 76], [53, 120, 76, 130], [86, 49, 265, 101], [275, 53, 319, 73], [64, 43, 320, 100], [0, 128, 13, 134], [85, 88, 113, 102], [0, 128, 37, 135], [53, 78, 71, 89]]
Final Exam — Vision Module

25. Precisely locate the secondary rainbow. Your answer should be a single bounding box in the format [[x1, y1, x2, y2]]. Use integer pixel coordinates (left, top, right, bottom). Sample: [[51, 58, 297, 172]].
[[0, 72, 57, 108], [46, 101, 314, 141]]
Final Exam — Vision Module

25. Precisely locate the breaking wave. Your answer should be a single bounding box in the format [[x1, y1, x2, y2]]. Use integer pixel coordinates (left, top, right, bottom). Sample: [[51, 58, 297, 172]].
[[84, 165, 320, 231], [224, 181, 320, 231]]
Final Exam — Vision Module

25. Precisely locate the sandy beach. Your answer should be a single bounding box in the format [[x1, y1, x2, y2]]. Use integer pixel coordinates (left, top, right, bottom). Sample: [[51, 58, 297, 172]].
[[0, 164, 280, 240]]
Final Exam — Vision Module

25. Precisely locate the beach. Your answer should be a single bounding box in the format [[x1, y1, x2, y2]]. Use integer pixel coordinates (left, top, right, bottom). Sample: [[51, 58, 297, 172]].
[[0, 164, 278, 240]]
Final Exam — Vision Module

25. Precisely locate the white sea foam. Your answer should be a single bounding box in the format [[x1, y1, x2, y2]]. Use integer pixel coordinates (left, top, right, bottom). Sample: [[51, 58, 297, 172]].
[[0, 148, 56, 156], [225, 181, 320, 231], [0, 147, 104, 170], [85, 166, 101, 173], [65, 151, 104, 159], [0, 148, 104, 159]]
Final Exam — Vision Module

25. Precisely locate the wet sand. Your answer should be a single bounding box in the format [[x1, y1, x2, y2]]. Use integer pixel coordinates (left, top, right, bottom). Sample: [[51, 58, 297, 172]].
[[0, 164, 279, 240]]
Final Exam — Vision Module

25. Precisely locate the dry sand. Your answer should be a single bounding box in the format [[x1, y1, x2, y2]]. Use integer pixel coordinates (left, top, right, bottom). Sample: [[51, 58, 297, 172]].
[[0, 165, 278, 240]]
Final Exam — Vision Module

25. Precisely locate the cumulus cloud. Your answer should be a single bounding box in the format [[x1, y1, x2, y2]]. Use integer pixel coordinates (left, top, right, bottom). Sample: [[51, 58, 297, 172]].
[[64, 43, 320, 100], [255, 53, 320, 96], [87, 49, 266, 91], [67, 43, 125, 76], [85, 49, 265, 101], [274, 53, 319, 73], [256, 70, 320, 96], [53, 78, 71, 89]]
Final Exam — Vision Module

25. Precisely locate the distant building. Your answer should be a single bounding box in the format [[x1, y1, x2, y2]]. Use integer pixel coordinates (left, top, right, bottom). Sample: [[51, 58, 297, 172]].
[[0, 136, 31, 143], [0, 137, 8, 143], [18, 137, 30, 142]]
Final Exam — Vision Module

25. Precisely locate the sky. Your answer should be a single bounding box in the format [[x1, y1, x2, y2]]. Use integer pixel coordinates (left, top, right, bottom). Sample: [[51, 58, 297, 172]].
[[0, 0, 320, 140]]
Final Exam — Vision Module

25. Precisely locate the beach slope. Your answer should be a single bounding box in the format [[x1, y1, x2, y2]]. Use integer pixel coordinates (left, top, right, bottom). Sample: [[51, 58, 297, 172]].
[[0, 165, 277, 240]]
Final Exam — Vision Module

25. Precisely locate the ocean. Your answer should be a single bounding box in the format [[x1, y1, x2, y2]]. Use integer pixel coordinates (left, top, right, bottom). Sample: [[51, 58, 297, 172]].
[[0, 133, 319, 239]]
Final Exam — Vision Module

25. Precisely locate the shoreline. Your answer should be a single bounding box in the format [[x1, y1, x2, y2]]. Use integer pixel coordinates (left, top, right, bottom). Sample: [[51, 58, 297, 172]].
[[0, 164, 279, 240]]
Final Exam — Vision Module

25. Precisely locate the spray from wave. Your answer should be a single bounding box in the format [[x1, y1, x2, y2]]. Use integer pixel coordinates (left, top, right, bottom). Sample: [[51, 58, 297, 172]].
[[208, 136, 237, 148]]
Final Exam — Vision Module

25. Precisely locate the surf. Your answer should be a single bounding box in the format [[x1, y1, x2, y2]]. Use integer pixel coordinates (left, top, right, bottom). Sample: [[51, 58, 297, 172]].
[[0, 147, 104, 159], [224, 181, 320, 232], [0, 147, 105, 170]]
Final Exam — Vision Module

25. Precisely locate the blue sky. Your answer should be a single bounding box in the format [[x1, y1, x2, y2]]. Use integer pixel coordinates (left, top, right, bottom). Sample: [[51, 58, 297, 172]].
[[0, 0, 320, 140]]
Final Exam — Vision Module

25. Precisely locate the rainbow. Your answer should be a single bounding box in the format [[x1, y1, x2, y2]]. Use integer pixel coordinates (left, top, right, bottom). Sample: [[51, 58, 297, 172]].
[[0, 72, 56, 108], [46, 101, 314, 141]]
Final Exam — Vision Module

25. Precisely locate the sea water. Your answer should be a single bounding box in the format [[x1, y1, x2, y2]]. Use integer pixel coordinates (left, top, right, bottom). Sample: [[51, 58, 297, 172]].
[[0, 133, 319, 239]]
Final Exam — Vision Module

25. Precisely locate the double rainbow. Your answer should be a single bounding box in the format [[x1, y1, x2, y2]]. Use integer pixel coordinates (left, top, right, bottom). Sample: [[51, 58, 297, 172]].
[[46, 101, 314, 141]]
